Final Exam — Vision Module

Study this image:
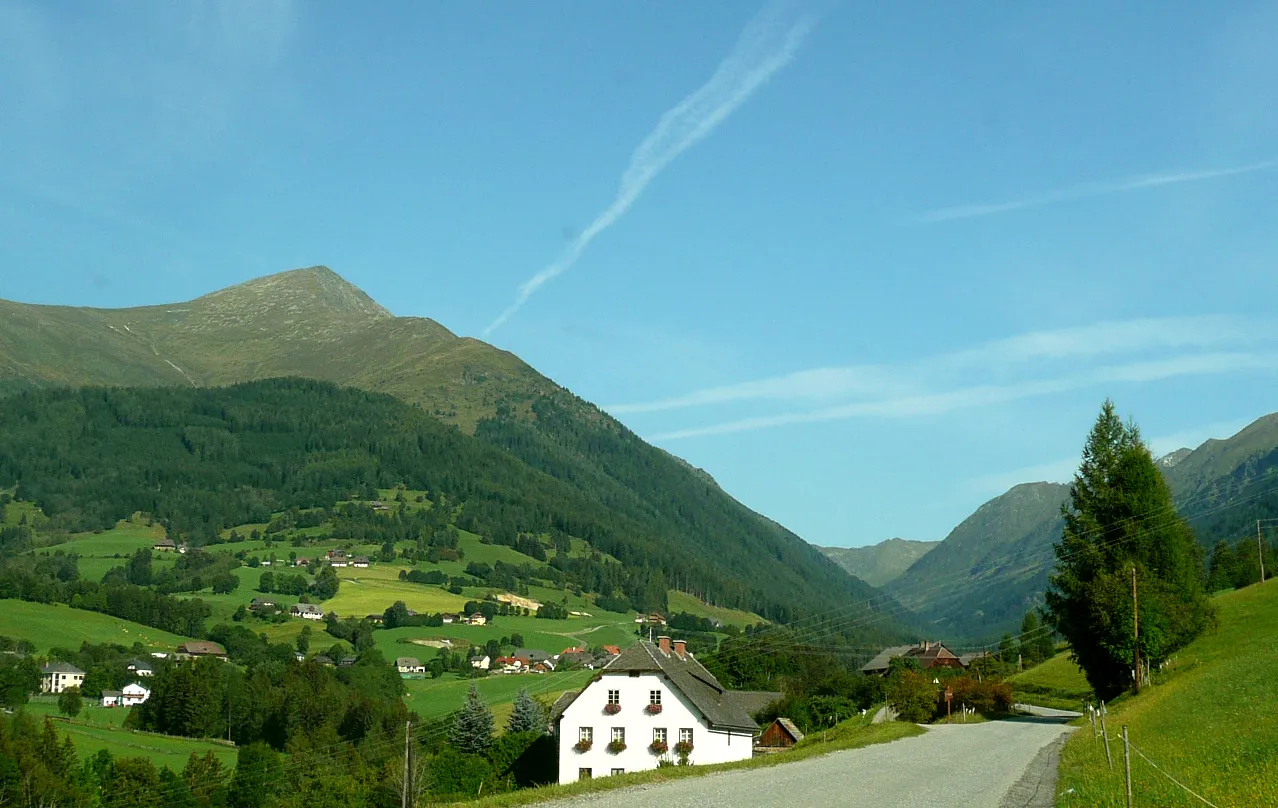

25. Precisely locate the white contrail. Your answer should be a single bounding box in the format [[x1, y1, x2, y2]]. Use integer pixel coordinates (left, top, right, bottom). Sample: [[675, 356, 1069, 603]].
[[483, 3, 816, 336], [912, 158, 1278, 224]]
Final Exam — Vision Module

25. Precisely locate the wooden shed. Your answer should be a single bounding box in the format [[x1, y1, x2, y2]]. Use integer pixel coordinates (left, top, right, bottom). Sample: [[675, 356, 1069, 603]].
[[757, 718, 805, 749]]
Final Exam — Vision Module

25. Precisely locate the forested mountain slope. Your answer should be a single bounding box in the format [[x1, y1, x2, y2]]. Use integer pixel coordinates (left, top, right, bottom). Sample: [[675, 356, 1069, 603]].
[[0, 380, 895, 630], [896, 415, 1278, 641]]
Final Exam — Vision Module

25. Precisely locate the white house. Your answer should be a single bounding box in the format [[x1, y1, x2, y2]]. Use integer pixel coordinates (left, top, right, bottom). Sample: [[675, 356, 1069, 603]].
[[126, 659, 154, 677], [470, 654, 491, 671], [396, 657, 426, 676], [122, 683, 150, 706], [552, 637, 767, 784], [41, 662, 85, 694], [291, 603, 324, 621], [101, 690, 123, 707], [466, 613, 487, 626]]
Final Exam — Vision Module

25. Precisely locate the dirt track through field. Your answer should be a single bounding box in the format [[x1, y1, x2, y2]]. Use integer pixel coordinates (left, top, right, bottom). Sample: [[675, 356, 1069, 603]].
[[539, 719, 1076, 808]]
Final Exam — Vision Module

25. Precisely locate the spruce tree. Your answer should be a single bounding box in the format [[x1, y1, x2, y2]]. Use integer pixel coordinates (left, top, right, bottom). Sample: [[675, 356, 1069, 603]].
[[506, 687, 546, 735], [449, 684, 494, 754], [1018, 611, 1041, 664], [1045, 400, 1213, 700]]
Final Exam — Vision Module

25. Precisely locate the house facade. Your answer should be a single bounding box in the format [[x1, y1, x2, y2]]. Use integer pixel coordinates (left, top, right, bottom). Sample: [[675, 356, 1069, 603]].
[[396, 657, 426, 677], [121, 683, 150, 706], [291, 604, 324, 621], [176, 641, 228, 661], [42, 663, 85, 694], [553, 637, 759, 784], [861, 641, 966, 675]]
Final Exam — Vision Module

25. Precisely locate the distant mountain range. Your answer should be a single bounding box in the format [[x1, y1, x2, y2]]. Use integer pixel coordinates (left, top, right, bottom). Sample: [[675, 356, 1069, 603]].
[[888, 414, 1278, 641], [0, 267, 894, 628], [818, 538, 939, 588]]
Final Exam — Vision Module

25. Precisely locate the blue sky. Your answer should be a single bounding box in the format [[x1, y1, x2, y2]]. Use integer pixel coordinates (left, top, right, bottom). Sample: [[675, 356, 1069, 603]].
[[4, 1, 1278, 547]]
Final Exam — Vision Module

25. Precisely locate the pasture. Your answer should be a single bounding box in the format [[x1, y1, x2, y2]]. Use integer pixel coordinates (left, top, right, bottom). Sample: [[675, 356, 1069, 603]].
[[403, 669, 594, 725], [1007, 649, 1094, 711], [0, 600, 191, 652], [667, 590, 764, 629], [1055, 580, 1278, 807]]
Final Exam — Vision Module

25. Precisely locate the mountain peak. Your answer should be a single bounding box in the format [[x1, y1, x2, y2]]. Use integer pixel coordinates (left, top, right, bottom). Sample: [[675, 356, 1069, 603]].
[[192, 266, 392, 321]]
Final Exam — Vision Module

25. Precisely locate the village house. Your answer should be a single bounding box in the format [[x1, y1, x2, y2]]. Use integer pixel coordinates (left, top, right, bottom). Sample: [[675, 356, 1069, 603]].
[[602, 645, 621, 657], [494, 656, 524, 674], [352, 556, 370, 568], [103, 683, 151, 707], [634, 613, 667, 628], [100, 690, 123, 708], [370, 500, 389, 512], [291, 603, 325, 621], [441, 613, 460, 624], [470, 654, 491, 671], [41, 662, 84, 694], [861, 641, 966, 675], [249, 597, 277, 612], [153, 537, 176, 552], [396, 657, 426, 677], [466, 613, 488, 626], [552, 637, 772, 783], [125, 659, 154, 677], [364, 614, 384, 625], [756, 718, 805, 751], [176, 641, 228, 661]]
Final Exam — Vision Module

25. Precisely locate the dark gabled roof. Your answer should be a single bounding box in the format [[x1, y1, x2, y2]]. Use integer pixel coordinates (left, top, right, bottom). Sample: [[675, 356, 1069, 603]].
[[42, 662, 85, 675], [549, 691, 578, 723], [724, 690, 783, 717], [861, 644, 917, 673], [101, 690, 123, 698], [178, 641, 226, 656], [603, 641, 760, 732], [514, 648, 550, 662]]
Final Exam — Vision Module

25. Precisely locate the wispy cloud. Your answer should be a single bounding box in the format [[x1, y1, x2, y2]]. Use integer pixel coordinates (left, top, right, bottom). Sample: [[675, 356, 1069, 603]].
[[649, 352, 1278, 441], [483, 2, 815, 336], [610, 315, 1273, 415], [911, 158, 1278, 224]]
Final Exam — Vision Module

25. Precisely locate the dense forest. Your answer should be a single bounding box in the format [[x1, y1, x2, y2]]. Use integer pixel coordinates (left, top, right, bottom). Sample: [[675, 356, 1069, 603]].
[[0, 380, 892, 624]]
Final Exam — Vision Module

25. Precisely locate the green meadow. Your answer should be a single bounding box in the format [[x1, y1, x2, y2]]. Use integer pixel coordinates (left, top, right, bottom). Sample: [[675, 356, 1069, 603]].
[[1008, 649, 1094, 712], [1, 600, 191, 653], [1056, 580, 1278, 807], [20, 702, 237, 770]]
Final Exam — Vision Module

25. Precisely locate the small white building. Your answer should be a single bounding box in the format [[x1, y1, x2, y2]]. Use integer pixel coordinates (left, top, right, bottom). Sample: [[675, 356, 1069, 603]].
[[41, 663, 85, 694], [470, 654, 491, 671], [126, 659, 154, 677], [122, 683, 150, 706], [553, 638, 764, 784], [466, 613, 488, 626], [101, 690, 124, 707], [396, 657, 426, 676], [291, 603, 325, 621]]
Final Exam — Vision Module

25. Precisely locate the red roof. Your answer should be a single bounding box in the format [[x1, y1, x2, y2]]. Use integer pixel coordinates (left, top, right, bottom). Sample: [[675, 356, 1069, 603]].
[[602, 645, 621, 656]]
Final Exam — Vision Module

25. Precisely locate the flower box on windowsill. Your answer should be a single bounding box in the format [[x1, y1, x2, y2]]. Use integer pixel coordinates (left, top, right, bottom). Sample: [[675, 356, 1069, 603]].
[[606, 740, 627, 754], [603, 703, 621, 715], [573, 740, 593, 753], [645, 703, 663, 715], [674, 741, 693, 758], [649, 740, 669, 755]]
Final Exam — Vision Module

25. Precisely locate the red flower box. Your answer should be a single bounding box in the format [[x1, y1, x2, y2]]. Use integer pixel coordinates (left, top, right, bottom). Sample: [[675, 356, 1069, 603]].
[[649, 740, 669, 755], [645, 703, 663, 714], [573, 739, 593, 753], [603, 702, 621, 715]]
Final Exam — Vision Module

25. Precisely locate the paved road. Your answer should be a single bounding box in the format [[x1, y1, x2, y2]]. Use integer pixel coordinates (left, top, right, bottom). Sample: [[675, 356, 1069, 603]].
[[540, 720, 1075, 808]]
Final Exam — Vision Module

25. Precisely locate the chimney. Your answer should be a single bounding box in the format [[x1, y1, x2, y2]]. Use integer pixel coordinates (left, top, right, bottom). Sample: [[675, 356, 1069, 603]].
[[673, 639, 686, 659], [657, 636, 671, 656]]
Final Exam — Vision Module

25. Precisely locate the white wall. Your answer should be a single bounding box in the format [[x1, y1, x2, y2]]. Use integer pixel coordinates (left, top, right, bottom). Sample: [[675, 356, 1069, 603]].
[[557, 673, 753, 784]]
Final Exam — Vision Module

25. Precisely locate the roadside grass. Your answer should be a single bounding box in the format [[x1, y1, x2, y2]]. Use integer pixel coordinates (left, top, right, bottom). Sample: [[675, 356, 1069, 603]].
[[666, 591, 764, 629], [18, 706, 236, 770], [449, 716, 924, 807], [0, 600, 191, 652], [1008, 651, 1095, 712], [1056, 580, 1278, 807]]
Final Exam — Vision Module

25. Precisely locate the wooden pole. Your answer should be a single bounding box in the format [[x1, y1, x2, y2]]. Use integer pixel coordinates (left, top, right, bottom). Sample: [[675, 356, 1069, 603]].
[[1100, 703, 1113, 771], [402, 720, 411, 808], [1123, 725, 1133, 808], [1132, 567, 1141, 694]]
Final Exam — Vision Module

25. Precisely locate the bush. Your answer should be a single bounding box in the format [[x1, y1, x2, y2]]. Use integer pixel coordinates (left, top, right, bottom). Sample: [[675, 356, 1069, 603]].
[[945, 677, 1014, 717], [58, 687, 82, 719], [426, 747, 491, 799], [886, 670, 937, 723]]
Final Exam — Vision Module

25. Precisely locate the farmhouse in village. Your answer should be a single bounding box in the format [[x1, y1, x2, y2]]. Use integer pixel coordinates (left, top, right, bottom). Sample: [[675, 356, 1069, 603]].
[[41, 662, 85, 694], [125, 659, 154, 677], [176, 641, 228, 661], [101, 683, 151, 708], [552, 637, 777, 783], [291, 603, 324, 621], [396, 657, 426, 677], [861, 641, 966, 675]]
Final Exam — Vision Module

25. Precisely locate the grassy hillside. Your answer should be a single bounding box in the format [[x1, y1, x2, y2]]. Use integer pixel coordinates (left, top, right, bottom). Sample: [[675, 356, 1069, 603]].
[[1, 600, 191, 652], [0, 268, 889, 625], [666, 590, 763, 629], [1008, 650, 1094, 712], [819, 538, 940, 588], [19, 702, 236, 770], [1056, 581, 1278, 807]]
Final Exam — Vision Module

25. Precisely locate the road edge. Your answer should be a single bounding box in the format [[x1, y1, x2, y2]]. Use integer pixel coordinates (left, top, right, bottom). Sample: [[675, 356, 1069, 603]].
[[997, 729, 1073, 808]]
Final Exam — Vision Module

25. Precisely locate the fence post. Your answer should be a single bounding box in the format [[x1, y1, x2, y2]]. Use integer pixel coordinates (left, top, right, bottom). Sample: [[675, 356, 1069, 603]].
[[1100, 705, 1113, 771], [1123, 725, 1133, 808], [1090, 706, 1097, 739]]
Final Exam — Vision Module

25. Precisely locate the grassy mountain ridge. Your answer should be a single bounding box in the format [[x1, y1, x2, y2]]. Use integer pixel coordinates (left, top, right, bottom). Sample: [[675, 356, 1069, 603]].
[[0, 268, 889, 625], [818, 538, 939, 587], [897, 416, 1278, 640]]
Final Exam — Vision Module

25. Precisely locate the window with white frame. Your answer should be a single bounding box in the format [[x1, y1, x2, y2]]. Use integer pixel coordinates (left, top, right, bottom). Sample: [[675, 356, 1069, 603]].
[[679, 728, 693, 744], [649, 689, 662, 705], [612, 727, 625, 744], [611, 768, 624, 776], [653, 727, 667, 743], [607, 689, 620, 705], [579, 727, 592, 743]]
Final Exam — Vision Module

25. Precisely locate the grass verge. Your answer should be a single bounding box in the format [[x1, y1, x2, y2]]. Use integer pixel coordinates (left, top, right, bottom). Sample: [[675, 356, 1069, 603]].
[[448, 716, 924, 807], [1055, 580, 1278, 807]]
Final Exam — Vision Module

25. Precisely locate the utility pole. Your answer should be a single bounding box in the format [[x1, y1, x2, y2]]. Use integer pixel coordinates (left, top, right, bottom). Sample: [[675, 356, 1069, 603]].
[[1259, 521, 1267, 584], [1132, 567, 1141, 695], [402, 720, 411, 808]]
